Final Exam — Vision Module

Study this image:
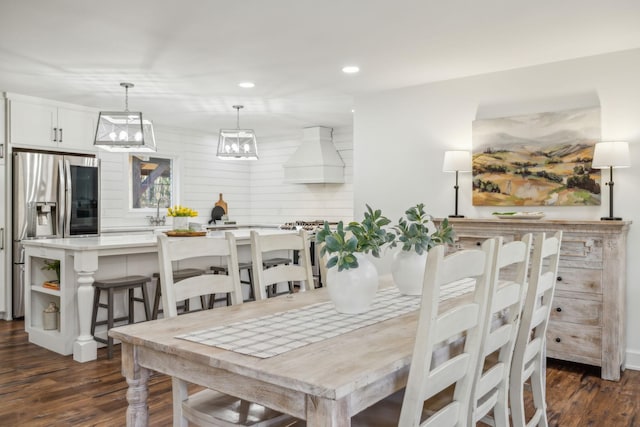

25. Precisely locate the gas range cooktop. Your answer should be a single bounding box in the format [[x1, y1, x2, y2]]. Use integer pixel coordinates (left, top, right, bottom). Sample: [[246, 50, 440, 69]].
[[279, 220, 339, 231]]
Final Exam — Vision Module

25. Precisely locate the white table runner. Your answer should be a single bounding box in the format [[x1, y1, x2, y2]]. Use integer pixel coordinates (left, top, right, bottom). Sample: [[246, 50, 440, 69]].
[[177, 280, 474, 358]]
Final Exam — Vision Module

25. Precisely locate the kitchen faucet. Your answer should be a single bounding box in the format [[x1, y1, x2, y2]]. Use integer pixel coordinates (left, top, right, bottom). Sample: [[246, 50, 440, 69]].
[[147, 198, 166, 226]]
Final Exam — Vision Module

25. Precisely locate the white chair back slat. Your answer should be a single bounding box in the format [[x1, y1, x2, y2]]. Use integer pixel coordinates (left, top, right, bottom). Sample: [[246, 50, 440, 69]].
[[166, 237, 231, 262], [492, 281, 522, 312], [433, 305, 480, 343], [476, 364, 504, 398], [261, 264, 310, 285], [471, 233, 533, 426], [424, 353, 471, 396], [398, 238, 496, 427], [510, 231, 562, 427], [250, 230, 315, 300], [484, 323, 513, 355], [524, 337, 543, 364], [173, 275, 236, 303], [259, 233, 306, 252], [424, 402, 460, 427]]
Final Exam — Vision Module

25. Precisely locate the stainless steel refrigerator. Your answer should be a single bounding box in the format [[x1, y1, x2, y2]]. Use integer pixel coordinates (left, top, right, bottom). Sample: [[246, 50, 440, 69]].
[[12, 150, 100, 317]]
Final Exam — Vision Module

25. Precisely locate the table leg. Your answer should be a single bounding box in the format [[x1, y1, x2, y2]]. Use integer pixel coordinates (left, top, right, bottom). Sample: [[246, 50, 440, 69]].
[[122, 343, 150, 426], [305, 395, 350, 427], [73, 250, 98, 362]]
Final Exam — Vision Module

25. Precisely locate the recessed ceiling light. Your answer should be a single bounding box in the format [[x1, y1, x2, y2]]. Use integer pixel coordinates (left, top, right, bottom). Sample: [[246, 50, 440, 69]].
[[342, 66, 360, 74], [238, 82, 255, 88]]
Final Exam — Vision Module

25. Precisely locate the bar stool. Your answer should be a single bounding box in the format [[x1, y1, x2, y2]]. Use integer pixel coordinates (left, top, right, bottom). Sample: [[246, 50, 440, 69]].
[[91, 275, 152, 359], [151, 268, 205, 319]]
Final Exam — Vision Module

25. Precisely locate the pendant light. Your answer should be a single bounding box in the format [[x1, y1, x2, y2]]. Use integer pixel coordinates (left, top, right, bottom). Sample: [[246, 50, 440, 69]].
[[94, 82, 157, 152], [216, 105, 258, 160]]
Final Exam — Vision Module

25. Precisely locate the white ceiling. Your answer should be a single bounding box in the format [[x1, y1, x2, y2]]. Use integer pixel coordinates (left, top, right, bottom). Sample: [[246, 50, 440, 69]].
[[1, 0, 640, 137]]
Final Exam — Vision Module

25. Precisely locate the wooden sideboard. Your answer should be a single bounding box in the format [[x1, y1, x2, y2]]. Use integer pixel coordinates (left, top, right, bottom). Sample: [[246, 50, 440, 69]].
[[438, 218, 630, 381]]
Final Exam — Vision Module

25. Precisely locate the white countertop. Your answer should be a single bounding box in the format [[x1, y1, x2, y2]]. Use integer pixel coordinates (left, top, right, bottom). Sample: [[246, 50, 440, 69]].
[[20, 228, 295, 251]]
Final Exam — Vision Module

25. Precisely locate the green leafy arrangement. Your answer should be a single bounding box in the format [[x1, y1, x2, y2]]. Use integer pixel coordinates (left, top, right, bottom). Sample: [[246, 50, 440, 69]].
[[392, 203, 455, 255], [316, 205, 395, 271], [41, 259, 61, 280]]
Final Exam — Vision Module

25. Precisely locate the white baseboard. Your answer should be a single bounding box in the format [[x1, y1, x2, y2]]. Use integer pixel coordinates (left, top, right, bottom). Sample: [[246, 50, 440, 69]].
[[625, 350, 640, 371]]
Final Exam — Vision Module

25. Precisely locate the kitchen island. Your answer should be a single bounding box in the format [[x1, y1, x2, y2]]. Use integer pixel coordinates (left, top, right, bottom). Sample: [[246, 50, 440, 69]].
[[21, 228, 294, 362]]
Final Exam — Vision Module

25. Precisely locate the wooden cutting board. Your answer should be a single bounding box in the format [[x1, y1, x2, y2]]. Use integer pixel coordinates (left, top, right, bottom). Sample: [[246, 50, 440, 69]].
[[215, 193, 227, 214]]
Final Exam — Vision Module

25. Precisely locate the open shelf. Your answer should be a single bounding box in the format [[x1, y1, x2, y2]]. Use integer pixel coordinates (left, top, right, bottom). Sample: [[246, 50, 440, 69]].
[[31, 284, 61, 296]]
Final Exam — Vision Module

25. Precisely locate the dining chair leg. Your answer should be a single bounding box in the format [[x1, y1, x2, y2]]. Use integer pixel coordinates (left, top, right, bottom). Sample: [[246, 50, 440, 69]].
[[173, 377, 189, 427]]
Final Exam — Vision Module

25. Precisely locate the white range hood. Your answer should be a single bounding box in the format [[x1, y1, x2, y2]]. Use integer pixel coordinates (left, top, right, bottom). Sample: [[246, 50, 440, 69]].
[[283, 126, 345, 184]]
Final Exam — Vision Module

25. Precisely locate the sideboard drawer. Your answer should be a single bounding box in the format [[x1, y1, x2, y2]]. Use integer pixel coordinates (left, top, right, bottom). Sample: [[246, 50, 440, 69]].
[[550, 295, 602, 326], [453, 233, 516, 251], [547, 322, 601, 365], [559, 236, 603, 264], [555, 267, 602, 294]]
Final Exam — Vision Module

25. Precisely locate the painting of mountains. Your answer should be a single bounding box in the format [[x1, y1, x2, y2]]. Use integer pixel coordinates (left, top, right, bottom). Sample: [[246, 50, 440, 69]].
[[472, 107, 601, 206]]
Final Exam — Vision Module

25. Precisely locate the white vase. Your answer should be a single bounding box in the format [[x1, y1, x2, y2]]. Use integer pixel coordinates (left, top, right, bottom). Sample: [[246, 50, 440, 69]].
[[326, 253, 379, 314], [391, 250, 427, 295], [172, 216, 189, 230]]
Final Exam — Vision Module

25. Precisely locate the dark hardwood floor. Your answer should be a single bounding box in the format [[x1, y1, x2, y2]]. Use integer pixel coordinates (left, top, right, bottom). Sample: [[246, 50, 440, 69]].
[[0, 319, 638, 426]]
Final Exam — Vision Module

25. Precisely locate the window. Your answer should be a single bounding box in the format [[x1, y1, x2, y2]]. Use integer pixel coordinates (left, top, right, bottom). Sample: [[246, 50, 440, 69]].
[[130, 155, 173, 209]]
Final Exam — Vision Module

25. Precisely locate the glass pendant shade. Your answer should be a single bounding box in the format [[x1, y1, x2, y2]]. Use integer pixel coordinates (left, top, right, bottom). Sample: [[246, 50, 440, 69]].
[[94, 111, 156, 152], [216, 105, 258, 160], [94, 82, 157, 152]]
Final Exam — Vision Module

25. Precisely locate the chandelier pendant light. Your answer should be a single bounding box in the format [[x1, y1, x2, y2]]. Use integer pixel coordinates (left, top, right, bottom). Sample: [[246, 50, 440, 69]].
[[216, 105, 258, 160], [94, 82, 157, 152]]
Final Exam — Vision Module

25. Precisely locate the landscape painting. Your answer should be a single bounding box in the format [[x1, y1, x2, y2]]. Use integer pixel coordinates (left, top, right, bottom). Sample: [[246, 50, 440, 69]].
[[472, 107, 601, 206]]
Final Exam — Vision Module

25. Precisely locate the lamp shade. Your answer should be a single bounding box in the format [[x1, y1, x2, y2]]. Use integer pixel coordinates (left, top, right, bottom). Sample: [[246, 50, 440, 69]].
[[216, 105, 258, 160], [442, 150, 472, 172], [94, 111, 157, 152], [94, 82, 157, 153], [592, 141, 631, 169], [216, 129, 258, 160]]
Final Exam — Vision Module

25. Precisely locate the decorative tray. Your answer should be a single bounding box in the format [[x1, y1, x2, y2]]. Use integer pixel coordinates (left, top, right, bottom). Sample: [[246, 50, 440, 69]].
[[163, 230, 207, 237], [492, 212, 545, 220]]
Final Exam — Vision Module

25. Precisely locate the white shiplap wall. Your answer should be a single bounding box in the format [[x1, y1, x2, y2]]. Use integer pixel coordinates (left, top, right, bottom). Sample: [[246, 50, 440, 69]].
[[99, 125, 353, 228], [248, 127, 354, 224], [99, 127, 251, 228]]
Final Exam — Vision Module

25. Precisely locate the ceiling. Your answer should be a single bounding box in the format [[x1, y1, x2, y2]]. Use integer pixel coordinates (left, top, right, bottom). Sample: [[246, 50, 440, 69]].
[[1, 0, 640, 138]]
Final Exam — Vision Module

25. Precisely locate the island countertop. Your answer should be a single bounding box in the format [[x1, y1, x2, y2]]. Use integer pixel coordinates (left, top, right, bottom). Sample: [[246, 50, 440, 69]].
[[20, 227, 295, 251]]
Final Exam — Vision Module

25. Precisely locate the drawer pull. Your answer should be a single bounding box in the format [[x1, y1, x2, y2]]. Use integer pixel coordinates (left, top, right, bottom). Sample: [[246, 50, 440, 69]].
[[476, 242, 481, 246], [556, 307, 562, 312], [556, 276, 562, 282], [555, 337, 561, 343]]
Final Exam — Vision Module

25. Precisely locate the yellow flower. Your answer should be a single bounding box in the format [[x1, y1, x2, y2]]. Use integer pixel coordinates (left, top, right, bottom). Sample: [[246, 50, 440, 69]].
[[167, 205, 198, 217]]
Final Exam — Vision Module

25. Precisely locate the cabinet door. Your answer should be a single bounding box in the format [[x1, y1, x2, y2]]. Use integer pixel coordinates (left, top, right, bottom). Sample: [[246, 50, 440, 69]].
[[57, 106, 97, 151], [8, 99, 57, 147]]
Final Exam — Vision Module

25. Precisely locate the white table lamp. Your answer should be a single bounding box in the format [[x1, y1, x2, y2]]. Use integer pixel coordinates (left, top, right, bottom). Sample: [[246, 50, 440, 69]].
[[592, 141, 630, 220], [442, 150, 472, 218]]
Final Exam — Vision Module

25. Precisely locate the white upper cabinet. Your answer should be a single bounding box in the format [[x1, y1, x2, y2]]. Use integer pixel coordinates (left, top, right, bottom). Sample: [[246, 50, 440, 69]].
[[6, 93, 97, 152]]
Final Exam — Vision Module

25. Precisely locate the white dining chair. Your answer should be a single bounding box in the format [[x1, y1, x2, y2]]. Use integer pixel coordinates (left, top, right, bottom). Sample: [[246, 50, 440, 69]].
[[157, 233, 295, 427], [471, 234, 532, 426], [351, 238, 497, 427], [250, 229, 316, 300], [509, 231, 562, 427]]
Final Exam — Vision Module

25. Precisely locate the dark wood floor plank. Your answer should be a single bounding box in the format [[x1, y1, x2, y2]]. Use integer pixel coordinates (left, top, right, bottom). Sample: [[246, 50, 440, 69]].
[[0, 319, 638, 426]]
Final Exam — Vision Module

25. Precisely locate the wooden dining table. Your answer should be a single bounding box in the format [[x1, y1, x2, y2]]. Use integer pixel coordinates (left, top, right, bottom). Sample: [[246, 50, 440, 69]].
[[109, 275, 471, 426]]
